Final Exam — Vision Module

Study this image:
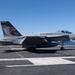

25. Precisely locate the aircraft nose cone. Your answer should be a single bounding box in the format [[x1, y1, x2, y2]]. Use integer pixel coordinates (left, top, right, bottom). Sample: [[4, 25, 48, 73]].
[[73, 34, 75, 40], [71, 34, 75, 40]]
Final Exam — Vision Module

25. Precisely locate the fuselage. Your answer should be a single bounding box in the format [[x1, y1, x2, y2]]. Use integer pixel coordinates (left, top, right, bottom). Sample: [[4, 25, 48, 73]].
[[0, 30, 75, 48], [39, 30, 75, 40]]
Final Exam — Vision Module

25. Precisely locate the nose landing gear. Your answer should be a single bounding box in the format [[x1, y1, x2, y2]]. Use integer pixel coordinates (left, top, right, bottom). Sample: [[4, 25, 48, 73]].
[[60, 41, 65, 50]]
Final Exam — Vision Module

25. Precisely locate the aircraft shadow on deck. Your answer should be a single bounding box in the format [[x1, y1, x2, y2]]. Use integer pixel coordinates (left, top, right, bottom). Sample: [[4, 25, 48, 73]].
[[3, 49, 57, 54], [2, 50, 24, 53], [27, 49, 57, 53], [2, 48, 75, 54], [27, 48, 75, 53]]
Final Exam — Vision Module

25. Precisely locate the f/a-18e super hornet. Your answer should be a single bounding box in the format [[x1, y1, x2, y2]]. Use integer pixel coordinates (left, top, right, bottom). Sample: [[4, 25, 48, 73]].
[[0, 21, 75, 50]]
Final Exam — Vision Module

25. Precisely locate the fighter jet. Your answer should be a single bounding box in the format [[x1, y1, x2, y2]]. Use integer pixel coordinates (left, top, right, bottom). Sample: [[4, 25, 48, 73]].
[[0, 21, 75, 50]]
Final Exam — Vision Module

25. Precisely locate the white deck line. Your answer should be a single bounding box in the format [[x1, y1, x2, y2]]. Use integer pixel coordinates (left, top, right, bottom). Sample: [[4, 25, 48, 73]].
[[0, 56, 75, 61], [0, 56, 75, 67]]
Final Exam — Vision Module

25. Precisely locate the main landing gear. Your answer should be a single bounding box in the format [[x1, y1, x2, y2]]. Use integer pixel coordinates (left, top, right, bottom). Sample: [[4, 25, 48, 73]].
[[22, 44, 36, 51], [27, 47, 36, 51]]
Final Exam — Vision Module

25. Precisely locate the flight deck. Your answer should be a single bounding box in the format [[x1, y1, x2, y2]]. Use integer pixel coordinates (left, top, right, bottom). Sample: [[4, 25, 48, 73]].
[[0, 45, 75, 75]]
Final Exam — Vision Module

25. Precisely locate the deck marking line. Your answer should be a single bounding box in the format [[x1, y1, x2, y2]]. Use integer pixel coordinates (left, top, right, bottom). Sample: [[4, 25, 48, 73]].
[[2, 56, 75, 67]]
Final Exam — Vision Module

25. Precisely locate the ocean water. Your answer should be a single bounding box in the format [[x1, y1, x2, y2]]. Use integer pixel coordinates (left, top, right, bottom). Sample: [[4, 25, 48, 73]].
[[64, 41, 75, 45]]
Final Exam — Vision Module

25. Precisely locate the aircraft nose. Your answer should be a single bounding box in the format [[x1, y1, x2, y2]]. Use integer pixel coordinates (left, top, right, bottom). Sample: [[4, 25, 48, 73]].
[[73, 34, 75, 40], [72, 34, 75, 40]]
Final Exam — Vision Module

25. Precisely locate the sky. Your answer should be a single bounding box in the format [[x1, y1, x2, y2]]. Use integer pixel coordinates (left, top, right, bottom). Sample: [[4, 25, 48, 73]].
[[0, 0, 75, 35]]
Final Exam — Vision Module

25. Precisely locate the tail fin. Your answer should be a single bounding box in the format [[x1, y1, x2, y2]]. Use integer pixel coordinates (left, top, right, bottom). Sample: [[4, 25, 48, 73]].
[[1, 21, 22, 37]]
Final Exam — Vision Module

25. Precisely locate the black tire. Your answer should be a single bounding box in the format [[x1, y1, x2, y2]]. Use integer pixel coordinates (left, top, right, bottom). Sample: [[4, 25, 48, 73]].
[[60, 47, 65, 50], [22, 44, 25, 48], [27, 47, 36, 51]]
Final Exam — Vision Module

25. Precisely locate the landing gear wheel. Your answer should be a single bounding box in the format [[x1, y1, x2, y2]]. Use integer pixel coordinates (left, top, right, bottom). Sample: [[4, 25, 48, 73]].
[[60, 41, 65, 50], [27, 47, 36, 51], [60, 47, 65, 50], [22, 44, 26, 50]]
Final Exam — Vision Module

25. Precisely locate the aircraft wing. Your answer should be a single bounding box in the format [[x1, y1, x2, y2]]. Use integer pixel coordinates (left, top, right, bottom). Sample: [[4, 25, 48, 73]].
[[21, 35, 70, 45], [46, 35, 70, 42], [0, 35, 70, 46]]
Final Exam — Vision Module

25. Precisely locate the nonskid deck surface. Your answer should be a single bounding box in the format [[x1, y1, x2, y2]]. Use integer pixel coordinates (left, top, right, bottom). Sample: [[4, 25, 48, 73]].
[[0, 45, 75, 75]]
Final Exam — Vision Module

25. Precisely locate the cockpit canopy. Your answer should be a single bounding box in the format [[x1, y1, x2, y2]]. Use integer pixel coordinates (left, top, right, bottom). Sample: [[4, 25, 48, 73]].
[[57, 30, 72, 34]]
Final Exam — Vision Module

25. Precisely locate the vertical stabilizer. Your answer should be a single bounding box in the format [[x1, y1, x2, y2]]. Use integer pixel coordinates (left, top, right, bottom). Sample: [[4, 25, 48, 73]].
[[1, 21, 22, 37]]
